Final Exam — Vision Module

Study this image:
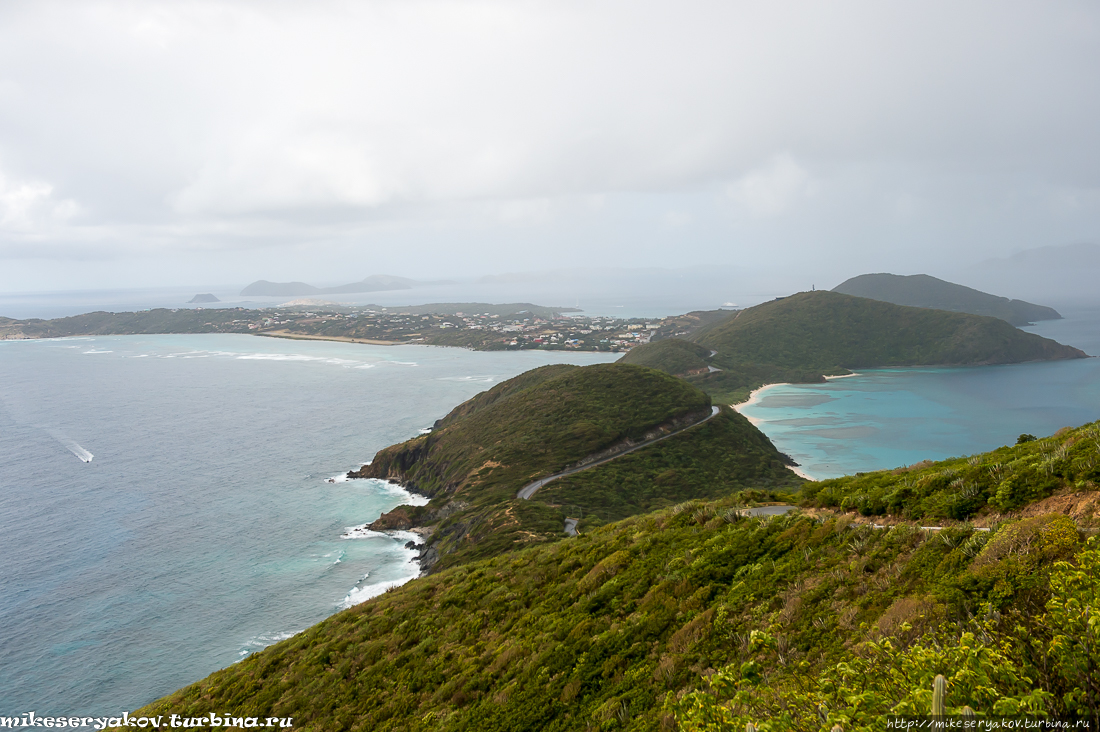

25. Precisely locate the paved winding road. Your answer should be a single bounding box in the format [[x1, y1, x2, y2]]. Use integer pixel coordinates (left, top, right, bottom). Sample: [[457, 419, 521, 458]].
[[518, 405, 721, 500]]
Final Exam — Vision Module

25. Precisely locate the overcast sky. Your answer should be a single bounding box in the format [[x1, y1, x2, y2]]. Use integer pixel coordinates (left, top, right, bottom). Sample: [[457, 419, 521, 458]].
[[1, 0, 1098, 294]]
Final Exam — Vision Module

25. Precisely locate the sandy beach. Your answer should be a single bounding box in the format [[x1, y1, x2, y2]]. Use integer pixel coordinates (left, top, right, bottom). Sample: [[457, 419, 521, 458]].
[[258, 330, 402, 346], [729, 374, 863, 483], [731, 382, 790, 422]]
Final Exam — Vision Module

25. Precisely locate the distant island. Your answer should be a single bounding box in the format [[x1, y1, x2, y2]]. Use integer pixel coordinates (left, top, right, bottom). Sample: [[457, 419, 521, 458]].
[[187, 293, 220, 303], [240, 274, 453, 297], [832, 272, 1061, 326]]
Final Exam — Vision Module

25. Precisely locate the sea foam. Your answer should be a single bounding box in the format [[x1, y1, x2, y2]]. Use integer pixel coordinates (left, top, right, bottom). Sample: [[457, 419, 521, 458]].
[[337, 533, 422, 610]]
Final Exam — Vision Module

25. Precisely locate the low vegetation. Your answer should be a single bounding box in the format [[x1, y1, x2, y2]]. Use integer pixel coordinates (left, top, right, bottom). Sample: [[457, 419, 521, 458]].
[[540, 409, 801, 532], [130, 422, 1100, 730], [619, 339, 713, 377], [803, 422, 1100, 520]]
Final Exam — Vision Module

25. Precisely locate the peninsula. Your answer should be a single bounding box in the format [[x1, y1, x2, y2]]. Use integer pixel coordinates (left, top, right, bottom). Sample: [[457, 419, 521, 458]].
[[351, 363, 799, 571], [623, 290, 1087, 402]]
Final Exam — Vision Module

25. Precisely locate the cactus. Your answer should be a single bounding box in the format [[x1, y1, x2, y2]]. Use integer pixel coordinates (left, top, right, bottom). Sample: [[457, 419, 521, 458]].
[[831, 726, 844, 732], [746, 724, 756, 732], [961, 706, 976, 717], [932, 674, 947, 717]]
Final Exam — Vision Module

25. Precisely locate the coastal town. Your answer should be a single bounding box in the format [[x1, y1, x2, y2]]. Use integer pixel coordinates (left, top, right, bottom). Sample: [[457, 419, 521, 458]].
[[251, 304, 670, 351], [0, 301, 731, 352]]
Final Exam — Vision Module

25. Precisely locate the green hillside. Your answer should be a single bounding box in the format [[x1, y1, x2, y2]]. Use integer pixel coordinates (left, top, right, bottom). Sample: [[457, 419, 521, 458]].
[[623, 291, 1086, 403], [131, 423, 1100, 730], [535, 408, 801, 532], [618, 338, 713, 376], [352, 363, 799, 569], [357, 364, 713, 505], [833, 273, 1062, 326], [803, 424, 1100, 519], [0, 308, 255, 338]]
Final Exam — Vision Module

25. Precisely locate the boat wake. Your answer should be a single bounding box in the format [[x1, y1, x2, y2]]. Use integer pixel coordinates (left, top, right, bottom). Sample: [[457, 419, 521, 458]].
[[46, 428, 93, 463]]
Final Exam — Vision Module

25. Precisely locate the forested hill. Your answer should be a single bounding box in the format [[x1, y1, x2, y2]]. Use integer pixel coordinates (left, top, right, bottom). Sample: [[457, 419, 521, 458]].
[[833, 272, 1062, 326], [351, 363, 800, 570], [622, 290, 1087, 402], [131, 422, 1100, 730]]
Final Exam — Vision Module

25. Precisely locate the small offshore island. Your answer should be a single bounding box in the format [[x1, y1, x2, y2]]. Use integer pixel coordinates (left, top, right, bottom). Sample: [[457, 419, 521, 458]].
[[114, 280, 1100, 730]]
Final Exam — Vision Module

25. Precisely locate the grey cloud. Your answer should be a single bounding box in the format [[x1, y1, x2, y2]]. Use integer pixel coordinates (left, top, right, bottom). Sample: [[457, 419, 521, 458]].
[[0, 0, 1098, 292]]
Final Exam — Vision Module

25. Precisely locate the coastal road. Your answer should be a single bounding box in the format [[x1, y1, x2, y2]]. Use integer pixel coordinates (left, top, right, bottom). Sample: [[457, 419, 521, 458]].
[[517, 405, 721, 500]]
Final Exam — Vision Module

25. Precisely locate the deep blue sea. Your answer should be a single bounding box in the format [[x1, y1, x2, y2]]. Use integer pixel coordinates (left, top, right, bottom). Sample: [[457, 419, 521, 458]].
[[0, 335, 616, 715], [739, 305, 1100, 479]]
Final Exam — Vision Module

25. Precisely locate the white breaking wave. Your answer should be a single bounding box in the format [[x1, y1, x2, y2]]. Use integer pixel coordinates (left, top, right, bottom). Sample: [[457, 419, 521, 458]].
[[369, 478, 430, 506], [338, 535, 421, 610], [338, 576, 415, 609], [239, 630, 302, 658], [82, 350, 112, 355], [438, 375, 495, 382], [340, 523, 384, 539], [236, 353, 376, 369]]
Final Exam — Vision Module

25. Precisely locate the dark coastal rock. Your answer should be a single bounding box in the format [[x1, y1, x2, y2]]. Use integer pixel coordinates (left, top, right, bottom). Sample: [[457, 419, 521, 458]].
[[368, 507, 414, 531]]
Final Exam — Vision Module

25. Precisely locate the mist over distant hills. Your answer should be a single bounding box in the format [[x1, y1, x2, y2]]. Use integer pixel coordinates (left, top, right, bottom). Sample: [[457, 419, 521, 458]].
[[240, 274, 451, 297], [832, 273, 1061, 326], [959, 242, 1100, 304]]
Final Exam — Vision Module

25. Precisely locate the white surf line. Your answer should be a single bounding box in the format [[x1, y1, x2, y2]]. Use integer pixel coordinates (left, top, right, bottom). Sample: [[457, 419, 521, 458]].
[[517, 405, 721, 500]]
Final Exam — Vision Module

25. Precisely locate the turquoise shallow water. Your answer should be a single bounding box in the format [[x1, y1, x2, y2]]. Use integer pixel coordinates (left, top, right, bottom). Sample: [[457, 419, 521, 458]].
[[739, 306, 1100, 480], [0, 334, 616, 714]]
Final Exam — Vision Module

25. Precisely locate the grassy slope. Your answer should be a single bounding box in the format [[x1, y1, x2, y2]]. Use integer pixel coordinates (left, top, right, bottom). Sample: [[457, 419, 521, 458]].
[[539, 407, 801, 532], [134, 423, 1099, 730], [803, 422, 1100, 519], [432, 364, 579, 428], [357, 364, 713, 506], [624, 291, 1086, 403], [618, 338, 713, 376], [832, 273, 1062, 326]]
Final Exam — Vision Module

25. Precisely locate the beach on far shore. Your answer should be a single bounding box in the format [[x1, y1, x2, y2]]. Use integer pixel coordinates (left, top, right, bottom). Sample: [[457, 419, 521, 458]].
[[731, 372, 861, 482], [258, 330, 402, 346]]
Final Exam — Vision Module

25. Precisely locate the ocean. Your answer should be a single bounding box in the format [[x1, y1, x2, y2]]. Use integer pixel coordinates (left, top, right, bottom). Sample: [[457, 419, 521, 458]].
[[738, 304, 1100, 479], [0, 334, 617, 715]]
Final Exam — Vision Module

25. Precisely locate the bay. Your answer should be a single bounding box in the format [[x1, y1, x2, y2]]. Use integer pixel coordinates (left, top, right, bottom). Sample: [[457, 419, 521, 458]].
[[0, 334, 616, 714], [738, 305, 1100, 480]]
